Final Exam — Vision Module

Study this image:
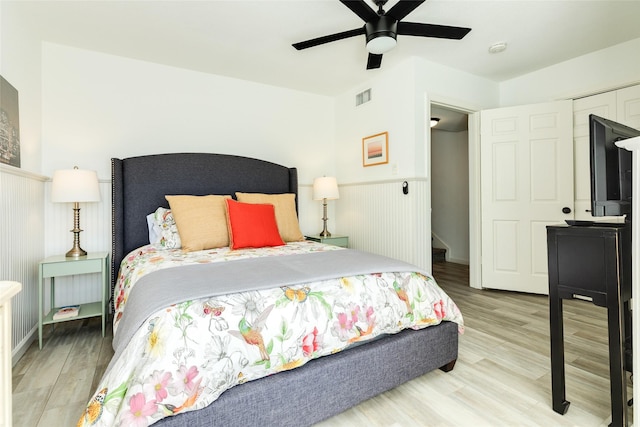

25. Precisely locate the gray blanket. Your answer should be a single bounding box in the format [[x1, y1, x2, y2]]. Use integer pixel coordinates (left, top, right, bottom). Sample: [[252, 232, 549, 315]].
[[112, 249, 426, 359]]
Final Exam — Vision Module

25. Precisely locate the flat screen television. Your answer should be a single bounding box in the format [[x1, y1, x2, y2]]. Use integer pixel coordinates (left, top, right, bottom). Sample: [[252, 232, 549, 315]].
[[589, 114, 640, 218]]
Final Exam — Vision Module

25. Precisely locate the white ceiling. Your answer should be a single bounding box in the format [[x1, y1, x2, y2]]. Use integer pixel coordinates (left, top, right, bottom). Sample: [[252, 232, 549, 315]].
[[7, 0, 640, 97]]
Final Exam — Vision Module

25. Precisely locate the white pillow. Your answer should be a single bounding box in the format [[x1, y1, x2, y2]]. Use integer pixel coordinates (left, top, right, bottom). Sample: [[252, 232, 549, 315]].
[[146, 213, 161, 243], [146, 207, 181, 249]]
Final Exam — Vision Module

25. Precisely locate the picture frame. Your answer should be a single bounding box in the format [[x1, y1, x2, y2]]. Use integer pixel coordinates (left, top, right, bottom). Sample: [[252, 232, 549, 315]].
[[362, 131, 388, 167], [0, 75, 21, 168]]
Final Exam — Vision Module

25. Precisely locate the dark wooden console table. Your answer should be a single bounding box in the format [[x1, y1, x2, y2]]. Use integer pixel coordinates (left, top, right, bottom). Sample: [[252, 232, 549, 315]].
[[547, 223, 632, 427]]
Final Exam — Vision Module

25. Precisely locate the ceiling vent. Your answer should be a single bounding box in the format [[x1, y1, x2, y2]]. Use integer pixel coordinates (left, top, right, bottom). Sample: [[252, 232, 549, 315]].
[[356, 89, 371, 106]]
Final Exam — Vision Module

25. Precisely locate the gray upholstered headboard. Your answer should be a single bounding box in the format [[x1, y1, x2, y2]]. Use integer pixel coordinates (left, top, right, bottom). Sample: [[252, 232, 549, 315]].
[[111, 152, 298, 294]]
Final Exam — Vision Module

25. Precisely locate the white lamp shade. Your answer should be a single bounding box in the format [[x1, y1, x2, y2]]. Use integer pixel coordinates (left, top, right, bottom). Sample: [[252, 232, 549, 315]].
[[51, 168, 101, 203], [313, 176, 339, 201]]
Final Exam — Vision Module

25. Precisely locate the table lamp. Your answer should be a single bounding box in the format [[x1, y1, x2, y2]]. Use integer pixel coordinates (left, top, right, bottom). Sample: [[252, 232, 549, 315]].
[[312, 176, 339, 237], [51, 166, 101, 257]]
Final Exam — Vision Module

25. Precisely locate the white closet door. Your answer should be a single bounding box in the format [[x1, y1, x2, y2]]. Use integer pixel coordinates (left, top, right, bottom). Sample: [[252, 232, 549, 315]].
[[617, 84, 640, 129], [480, 101, 573, 294], [572, 92, 617, 220], [572, 84, 640, 221]]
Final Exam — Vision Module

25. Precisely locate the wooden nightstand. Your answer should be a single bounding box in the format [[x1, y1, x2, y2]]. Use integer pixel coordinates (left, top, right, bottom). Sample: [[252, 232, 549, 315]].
[[306, 235, 349, 248], [38, 252, 109, 349]]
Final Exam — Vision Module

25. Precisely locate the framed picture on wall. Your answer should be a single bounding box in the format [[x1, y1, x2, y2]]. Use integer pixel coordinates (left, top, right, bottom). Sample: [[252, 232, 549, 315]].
[[362, 131, 388, 167], [0, 75, 21, 168]]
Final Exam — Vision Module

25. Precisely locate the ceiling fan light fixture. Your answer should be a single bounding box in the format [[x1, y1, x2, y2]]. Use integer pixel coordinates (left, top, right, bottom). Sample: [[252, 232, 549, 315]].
[[430, 117, 440, 128], [365, 15, 398, 55], [366, 35, 397, 54]]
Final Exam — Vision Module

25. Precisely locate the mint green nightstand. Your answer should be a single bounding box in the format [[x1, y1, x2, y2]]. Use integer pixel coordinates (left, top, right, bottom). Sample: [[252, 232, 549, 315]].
[[306, 235, 349, 248], [38, 252, 109, 349]]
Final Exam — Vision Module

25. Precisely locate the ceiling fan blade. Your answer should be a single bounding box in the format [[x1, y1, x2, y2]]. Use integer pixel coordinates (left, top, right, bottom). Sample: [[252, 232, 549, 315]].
[[292, 27, 365, 50], [386, 0, 426, 21], [367, 53, 383, 69], [340, 0, 378, 22], [397, 22, 471, 39]]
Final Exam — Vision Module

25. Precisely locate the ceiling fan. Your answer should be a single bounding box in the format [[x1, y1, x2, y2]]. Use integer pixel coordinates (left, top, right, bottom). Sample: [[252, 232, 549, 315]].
[[292, 0, 471, 70]]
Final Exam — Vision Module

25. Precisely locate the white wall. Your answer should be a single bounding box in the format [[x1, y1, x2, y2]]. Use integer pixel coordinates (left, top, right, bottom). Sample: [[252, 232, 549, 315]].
[[40, 43, 337, 246], [0, 1, 43, 173], [335, 60, 419, 183], [333, 57, 497, 270], [41, 43, 335, 184], [500, 38, 640, 106], [335, 57, 498, 184]]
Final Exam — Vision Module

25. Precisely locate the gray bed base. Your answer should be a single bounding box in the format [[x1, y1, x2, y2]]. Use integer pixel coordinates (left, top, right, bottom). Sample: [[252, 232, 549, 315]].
[[158, 321, 458, 427], [110, 152, 458, 426]]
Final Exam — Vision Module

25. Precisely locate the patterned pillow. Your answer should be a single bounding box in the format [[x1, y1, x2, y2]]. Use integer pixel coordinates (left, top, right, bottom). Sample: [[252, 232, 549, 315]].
[[146, 207, 181, 249], [166, 195, 231, 251]]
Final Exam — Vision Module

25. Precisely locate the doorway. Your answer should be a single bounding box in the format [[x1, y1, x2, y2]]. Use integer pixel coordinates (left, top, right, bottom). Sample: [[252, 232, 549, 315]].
[[430, 104, 470, 265]]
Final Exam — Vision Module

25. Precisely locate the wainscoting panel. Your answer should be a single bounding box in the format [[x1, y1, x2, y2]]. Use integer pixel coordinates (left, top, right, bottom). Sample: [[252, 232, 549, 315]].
[[336, 178, 431, 272], [0, 166, 46, 361]]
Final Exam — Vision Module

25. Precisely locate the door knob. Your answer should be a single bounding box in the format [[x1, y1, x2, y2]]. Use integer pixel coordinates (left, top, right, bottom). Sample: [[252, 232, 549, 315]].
[[562, 207, 572, 214]]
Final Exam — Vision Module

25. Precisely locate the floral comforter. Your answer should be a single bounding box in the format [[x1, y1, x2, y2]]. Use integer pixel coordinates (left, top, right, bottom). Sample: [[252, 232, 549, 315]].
[[78, 241, 463, 427]]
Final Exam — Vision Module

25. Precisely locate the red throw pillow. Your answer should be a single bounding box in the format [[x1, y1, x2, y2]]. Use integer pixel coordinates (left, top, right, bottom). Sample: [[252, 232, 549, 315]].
[[225, 199, 285, 250]]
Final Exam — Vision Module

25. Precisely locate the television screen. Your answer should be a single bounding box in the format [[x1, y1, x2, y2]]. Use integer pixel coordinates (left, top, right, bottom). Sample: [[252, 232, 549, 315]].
[[589, 114, 640, 217]]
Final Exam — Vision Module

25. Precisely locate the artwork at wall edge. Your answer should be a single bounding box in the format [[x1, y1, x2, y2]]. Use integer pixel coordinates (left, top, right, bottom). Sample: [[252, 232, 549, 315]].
[[0, 75, 21, 168], [362, 131, 388, 167]]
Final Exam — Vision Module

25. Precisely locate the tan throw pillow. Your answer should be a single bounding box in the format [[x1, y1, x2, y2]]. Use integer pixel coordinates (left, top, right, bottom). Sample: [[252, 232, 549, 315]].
[[235, 192, 304, 242], [165, 195, 231, 251]]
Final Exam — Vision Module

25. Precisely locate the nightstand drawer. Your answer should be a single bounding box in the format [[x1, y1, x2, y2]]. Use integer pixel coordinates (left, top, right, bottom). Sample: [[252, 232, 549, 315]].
[[40, 257, 104, 278], [306, 235, 349, 248]]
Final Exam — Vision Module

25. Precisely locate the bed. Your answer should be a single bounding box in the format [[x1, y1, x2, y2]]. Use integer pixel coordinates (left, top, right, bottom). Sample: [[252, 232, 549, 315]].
[[78, 152, 462, 427]]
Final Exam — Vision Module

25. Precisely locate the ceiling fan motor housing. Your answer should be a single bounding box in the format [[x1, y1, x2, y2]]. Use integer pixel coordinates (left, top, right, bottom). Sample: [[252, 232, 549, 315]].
[[365, 15, 398, 44]]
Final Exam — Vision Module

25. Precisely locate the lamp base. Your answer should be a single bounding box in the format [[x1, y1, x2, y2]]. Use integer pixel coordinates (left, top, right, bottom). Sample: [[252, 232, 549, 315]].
[[319, 229, 332, 238], [66, 204, 87, 257], [66, 244, 87, 258], [319, 199, 332, 238], [66, 230, 87, 257]]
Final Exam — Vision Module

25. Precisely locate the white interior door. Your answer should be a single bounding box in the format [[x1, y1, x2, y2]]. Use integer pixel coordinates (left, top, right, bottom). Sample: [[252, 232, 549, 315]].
[[480, 101, 573, 294], [617, 84, 640, 129]]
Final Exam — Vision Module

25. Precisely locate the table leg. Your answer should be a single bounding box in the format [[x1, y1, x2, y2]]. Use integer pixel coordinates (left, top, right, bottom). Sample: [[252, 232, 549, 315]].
[[38, 266, 43, 349], [102, 257, 107, 337], [607, 295, 628, 427], [550, 292, 570, 414], [50, 277, 56, 334]]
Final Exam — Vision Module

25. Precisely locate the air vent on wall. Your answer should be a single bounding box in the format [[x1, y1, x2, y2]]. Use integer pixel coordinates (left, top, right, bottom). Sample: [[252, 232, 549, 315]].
[[356, 89, 371, 106]]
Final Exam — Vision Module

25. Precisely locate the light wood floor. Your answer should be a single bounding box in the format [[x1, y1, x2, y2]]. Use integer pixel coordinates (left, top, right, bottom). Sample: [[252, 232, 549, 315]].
[[12, 262, 632, 426]]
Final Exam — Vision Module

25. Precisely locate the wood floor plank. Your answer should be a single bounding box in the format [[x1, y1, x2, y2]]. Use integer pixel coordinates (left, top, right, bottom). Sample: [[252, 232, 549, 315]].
[[12, 385, 51, 427], [12, 341, 72, 393], [38, 401, 87, 427], [12, 262, 632, 426], [45, 367, 96, 409]]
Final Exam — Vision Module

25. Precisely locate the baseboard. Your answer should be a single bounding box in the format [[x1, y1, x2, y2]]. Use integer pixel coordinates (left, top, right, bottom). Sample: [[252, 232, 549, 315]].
[[12, 326, 36, 367]]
